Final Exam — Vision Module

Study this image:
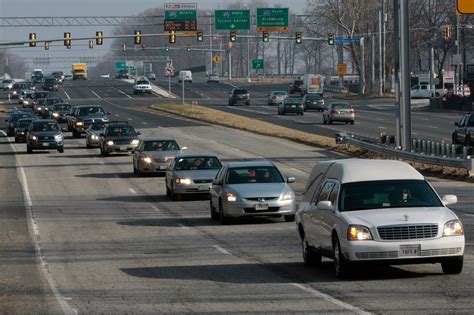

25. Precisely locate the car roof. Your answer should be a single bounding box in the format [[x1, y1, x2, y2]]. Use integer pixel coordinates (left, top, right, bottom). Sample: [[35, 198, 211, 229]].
[[32, 118, 56, 123], [309, 159, 423, 184], [226, 160, 275, 168], [175, 152, 218, 158], [141, 137, 177, 141]]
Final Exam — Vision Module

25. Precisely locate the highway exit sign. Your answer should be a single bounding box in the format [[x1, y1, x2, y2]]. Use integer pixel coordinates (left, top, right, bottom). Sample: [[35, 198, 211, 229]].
[[457, 0, 474, 14], [256, 8, 289, 32], [252, 59, 264, 69], [215, 10, 250, 30]]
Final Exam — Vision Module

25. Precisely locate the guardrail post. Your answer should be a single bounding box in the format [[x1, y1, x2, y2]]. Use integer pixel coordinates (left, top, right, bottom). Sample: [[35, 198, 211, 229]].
[[431, 142, 436, 156], [463, 146, 468, 159], [451, 144, 456, 158], [421, 140, 426, 154], [412, 139, 417, 152], [417, 139, 421, 153], [441, 143, 446, 156], [436, 143, 441, 156]]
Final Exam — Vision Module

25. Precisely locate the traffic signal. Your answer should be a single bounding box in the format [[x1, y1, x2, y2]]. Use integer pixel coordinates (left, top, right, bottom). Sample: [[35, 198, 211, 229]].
[[197, 30, 203, 42], [122, 43, 127, 52], [89, 40, 94, 49], [230, 30, 237, 42], [169, 30, 176, 44], [44, 42, 49, 50], [64, 32, 71, 47], [134, 30, 141, 45], [443, 25, 452, 40], [295, 32, 302, 44], [262, 31, 269, 42], [328, 33, 335, 45], [29, 33, 37, 47], [96, 31, 103, 45], [186, 45, 191, 52], [165, 45, 169, 52]]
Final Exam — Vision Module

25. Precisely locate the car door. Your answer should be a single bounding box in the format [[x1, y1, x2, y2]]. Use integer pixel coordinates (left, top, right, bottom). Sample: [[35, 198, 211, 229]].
[[211, 166, 226, 207], [306, 181, 335, 250], [165, 158, 177, 190], [320, 181, 340, 253], [410, 85, 420, 98], [456, 115, 468, 143]]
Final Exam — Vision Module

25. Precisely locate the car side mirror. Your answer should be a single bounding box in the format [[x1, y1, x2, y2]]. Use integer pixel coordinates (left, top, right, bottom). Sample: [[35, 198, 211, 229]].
[[212, 179, 221, 185], [24, 128, 29, 133], [287, 177, 296, 183], [107, 112, 111, 115], [136, 131, 142, 135], [454, 122, 459, 127], [316, 200, 333, 211], [61, 127, 68, 132], [441, 195, 457, 206]]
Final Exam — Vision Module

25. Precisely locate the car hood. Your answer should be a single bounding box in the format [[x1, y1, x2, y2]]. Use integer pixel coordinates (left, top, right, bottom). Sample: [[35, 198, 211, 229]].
[[174, 169, 220, 180], [30, 131, 62, 136], [143, 150, 180, 160], [105, 136, 137, 141], [77, 115, 109, 120], [227, 183, 289, 199], [340, 207, 457, 227]]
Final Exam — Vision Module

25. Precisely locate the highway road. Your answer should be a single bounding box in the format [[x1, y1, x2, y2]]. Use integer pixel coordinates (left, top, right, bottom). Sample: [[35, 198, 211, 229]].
[[0, 79, 473, 314]]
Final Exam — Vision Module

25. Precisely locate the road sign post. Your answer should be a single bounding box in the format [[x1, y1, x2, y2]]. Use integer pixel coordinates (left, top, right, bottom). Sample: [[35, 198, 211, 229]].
[[252, 59, 264, 70], [215, 10, 250, 30], [256, 8, 289, 32]]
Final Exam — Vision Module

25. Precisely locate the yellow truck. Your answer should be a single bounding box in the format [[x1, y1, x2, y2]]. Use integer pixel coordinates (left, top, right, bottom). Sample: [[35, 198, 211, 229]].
[[72, 63, 87, 80]]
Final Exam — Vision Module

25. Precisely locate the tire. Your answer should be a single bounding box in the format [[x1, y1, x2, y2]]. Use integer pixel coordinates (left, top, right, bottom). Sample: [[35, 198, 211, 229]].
[[300, 112, 304, 116], [323, 117, 327, 125], [14, 137, 19, 143], [219, 200, 229, 225], [171, 186, 181, 201], [210, 199, 219, 220], [328, 119, 333, 125], [133, 164, 138, 175], [333, 236, 351, 279], [282, 111, 285, 116], [465, 136, 472, 147], [67, 123, 72, 132], [350, 120, 354, 125], [58, 147, 64, 153], [284, 214, 295, 222], [245, 102, 250, 106], [441, 257, 463, 274], [166, 182, 171, 197], [100, 146, 109, 156], [27, 145, 33, 154], [452, 133, 458, 145], [302, 234, 322, 266], [72, 129, 79, 138]]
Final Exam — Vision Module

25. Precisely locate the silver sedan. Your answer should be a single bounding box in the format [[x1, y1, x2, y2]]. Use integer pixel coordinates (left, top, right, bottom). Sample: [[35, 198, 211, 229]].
[[132, 138, 185, 176], [165, 153, 222, 200], [210, 161, 296, 224], [267, 91, 288, 105], [85, 121, 106, 148]]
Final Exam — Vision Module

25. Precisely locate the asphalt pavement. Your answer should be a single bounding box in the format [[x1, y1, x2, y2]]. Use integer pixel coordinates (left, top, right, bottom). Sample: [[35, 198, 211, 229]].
[[0, 79, 473, 314]]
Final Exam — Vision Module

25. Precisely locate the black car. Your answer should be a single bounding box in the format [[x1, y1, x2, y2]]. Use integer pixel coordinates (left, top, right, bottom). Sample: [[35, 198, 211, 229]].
[[67, 105, 110, 138], [303, 93, 325, 111], [452, 113, 474, 146], [11, 82, 31, 99], [32, 91, 50, 105], [5, 112, 33, 136], [228, 88, 250, 106], [51, 71, 64, 84], [116, 70, 130, 79], [31, 73, 44, 84], [42, 97, 66, 117], [14, 118, 34, 143], [289, 79, 303, 94], [42, 77, 59, 91], [99, 123, 140, 156], [278, 97, 304, 115], [50, 103, 73, 123], [26, 119, 64, 153]]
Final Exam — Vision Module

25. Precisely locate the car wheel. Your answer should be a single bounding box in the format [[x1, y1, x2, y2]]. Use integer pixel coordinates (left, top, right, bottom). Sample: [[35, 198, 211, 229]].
[[465, 135, 471, 147], [323, 117, 327, 124], [245, 102, 250, 106], [328, 119, 333, 125], [171, 186, 181, 201], [284, 214, 295, 222], [67, 123, 72, 132], [350, 120, 354, 125], [166, 182, 171, 197], [219, 199, 229, 225], [210, 199, 219, 221], [300, 112, 304, 116], [441, 256, 463, 274], [58, 147, 64, 153], [14, 137, 19, 143], [72, 129, 79, 138], [302, 234, 322, 266], [282, 111, 285, 115], [100, 146, 109, 156], [133, 163, 138, 175], [27, 145, 33, 154], [452, 133, 458, 145], [333, 236, 351, 279]]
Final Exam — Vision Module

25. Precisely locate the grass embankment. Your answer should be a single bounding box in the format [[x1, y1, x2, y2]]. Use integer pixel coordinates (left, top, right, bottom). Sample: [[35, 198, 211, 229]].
[[151, 103, 339, 150]]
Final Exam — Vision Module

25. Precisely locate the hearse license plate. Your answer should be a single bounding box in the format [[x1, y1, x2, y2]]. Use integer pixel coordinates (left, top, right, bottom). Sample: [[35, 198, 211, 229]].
[[255, 203, 269, 211], [399, 244, 420, 257], [42, 143, 50, 147], [198, 185, 209, 191]]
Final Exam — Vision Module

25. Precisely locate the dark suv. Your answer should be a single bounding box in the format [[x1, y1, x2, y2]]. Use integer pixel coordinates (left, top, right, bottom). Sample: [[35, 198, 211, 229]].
[[452, 113, 474, 146], [289, 79, 303, 94], [67, 105, 110, 138], [26, 119, 64, 153], [116, 70, 130, 79], [42, 77, 59, 91], [99, 122, 140, 156], [6, 112, 33, 136], [228, 88, 250, 106]]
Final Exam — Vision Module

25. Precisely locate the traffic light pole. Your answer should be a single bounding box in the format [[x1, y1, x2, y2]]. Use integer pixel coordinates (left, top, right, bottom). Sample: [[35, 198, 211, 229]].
[[393, 0, 401, 148], [400, 0, 411, 151]]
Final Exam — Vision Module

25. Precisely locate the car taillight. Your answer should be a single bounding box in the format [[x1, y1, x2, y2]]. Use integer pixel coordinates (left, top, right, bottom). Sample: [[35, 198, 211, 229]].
[[331, 110, 338, 115], [246, 93, 250, 98], [349, 109, 354, 114]]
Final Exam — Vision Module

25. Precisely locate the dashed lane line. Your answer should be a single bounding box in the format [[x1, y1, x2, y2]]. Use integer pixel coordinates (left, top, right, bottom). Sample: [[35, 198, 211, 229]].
[[90, 90, 102, 99], [128, 188, 137, 195], [117, 89, 133, 99], [213, 245, 232, 255]]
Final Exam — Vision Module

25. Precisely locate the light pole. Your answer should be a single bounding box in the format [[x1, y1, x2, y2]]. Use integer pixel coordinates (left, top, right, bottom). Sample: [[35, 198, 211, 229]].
[[206, 12, 213, 75]]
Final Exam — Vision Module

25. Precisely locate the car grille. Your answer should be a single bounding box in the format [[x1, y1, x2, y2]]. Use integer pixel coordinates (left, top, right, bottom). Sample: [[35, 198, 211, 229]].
[[245, 197, 279, 201], [244, 207, 280, 213], [114, 140, 132, 145], [194, 179, 212, 184], [355, 248, 462, 260], [377, 224, 438, 240], [38, 136, 54, 141]]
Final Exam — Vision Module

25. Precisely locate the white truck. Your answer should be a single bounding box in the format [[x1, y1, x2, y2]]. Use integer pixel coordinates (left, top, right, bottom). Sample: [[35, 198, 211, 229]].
[[410, 84, 445, 98], [301, 74, 324, 95]]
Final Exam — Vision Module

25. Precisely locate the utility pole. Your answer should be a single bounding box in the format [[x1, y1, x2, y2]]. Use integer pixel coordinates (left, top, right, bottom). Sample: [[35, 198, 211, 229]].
[[370, 33, 375, 94], [359, 37, 365, 95], [247, 29, 251, 82], [210, 19, 213, 75], [228, 49, 232, 80], [379, 11, 384, 96], [400, 0, 411, 151], [393, 0, 401, 148]]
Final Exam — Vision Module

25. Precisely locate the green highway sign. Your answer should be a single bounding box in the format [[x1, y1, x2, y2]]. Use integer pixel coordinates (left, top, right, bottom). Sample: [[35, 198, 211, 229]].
[[256, 8, 289, 32], [115, 61, 126, 71], [165, 10, 197, 20], [215, 10, 250, 30], [252, 59, 264, 69]]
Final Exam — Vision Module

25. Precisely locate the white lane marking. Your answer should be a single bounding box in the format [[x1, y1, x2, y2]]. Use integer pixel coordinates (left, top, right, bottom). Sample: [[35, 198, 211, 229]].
[[150, 205, 160, 212], [429, 126, 439, 129], [465, 213, 474, 217], [117, 89, 133, 99], [63, 90, 71, 100], [127, 118, 133, 121], [0, 130, 6, 136], [128, 188, 137, 195], [377, 126, 387, 129], [142, 122, 148, 125], [10, 142, 77, 315], [177, 223, 190, 230], [114, 114, 120, 117], [90, 90, 102, 99], [213, 245, 232, 255], [291, 283, 370, 315]]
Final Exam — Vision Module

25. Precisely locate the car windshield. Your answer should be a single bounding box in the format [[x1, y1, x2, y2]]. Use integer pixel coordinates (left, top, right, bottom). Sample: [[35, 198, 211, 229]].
[[175, 157, 221, 170], [273, 92, 287, 96], [136, 80, 149, 85], [10, 113, 31, 122], [34, 92, 49, 99], [143, 140, 179, 151], [234, 89, 248, 94], [294, 80, 303, 85], [306, 94, 322, 100], [53, 104, 71, 111], [31, 121, 59, 132], [17, 120, 32, 128], [105, 126, 136, 136], [286, 98, 302, 104], [332, 103, 351, 109], [226, 166, 284, 184], [339, 179, 443, 212], [78, 107, 105, 116], [89, 122, 105, 131]]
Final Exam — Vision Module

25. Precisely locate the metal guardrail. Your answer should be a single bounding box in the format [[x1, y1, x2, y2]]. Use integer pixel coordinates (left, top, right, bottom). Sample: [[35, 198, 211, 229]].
[[337, 133, 474, 172], [324, 85, 348, 93]]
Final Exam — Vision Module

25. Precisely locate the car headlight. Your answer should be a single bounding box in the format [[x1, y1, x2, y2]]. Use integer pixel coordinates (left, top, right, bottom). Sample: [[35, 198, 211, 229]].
[[280, 191, 295, 200], [52, 112, 59, 117], [91, 134, 98, 140], [23, 100, 30, 105], [75, 121, 83, 126], [143, 157, 152, 164], [31, 135, 37, 141], [443, 219, 464, 236], [226, 192, 238, 202], [131, 139, 139, 145], [175, 178, 192, 185], [106, 140, 114, 146], [54, 134, 63, 141], [347, 225, 373, 241]]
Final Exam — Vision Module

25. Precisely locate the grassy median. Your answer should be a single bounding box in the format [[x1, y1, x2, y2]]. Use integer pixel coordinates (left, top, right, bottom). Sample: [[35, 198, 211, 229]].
[[151, 103, 339, 150]]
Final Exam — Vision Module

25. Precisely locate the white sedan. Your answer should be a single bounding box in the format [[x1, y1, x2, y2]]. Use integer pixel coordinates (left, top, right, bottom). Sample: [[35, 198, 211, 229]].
[[133, 79, 152, 95]]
